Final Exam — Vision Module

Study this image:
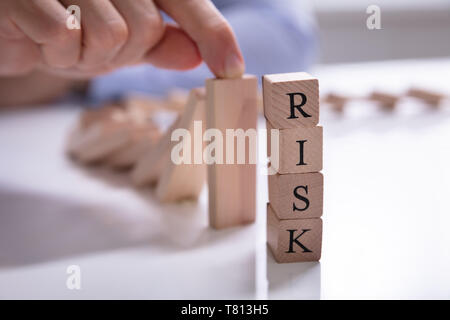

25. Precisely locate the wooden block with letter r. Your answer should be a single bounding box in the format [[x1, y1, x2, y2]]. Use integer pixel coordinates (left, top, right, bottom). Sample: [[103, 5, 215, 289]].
[[267, 120, 322, 175], [269, 172, 323, 220], [263, 72, 319, 129], [206, 75, 258, 229], [267, 203, 322, 263]]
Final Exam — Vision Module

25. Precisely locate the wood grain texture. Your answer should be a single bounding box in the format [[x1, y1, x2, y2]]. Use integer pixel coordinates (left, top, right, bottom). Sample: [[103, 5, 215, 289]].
[[206, 76, 258, 229], [267, 121, 323, 175], [155, 88, 207, 202], [269, 172, 323, 220], [267, 203, 322, 263], [263, 72, 319, 129]]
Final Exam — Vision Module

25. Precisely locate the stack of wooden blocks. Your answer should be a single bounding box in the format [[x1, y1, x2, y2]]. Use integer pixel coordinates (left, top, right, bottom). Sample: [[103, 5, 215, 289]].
[[263, 72, 323, 263]]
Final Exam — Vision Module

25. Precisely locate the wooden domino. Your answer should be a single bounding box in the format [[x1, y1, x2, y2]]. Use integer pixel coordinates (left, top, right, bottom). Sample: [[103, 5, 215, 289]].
[[267, 204, 322, 263], [206, 75, 258, 229], [369, 91, 400, 110], [323, 92, 350, 113], [155, 88, 207, 202], [132, 89, 204, 188], [263, 71, 323, 263], [407, 87, 445, 107], [266, 120, 323, 175], [67, 108, 134, 164], [108, 127, 161, 169], [269, 172, 323, 220], [132, 115, 182, 186], [263, 72, 319, 129]]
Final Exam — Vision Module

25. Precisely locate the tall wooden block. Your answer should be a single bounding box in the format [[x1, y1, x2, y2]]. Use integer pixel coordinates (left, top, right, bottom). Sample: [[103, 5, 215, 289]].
[[267, 204, 322, 263], [267, 121, 322, 175], [206, 76, 258, 229], [269, 172, 323, 220], [263, 72, 319, 129]]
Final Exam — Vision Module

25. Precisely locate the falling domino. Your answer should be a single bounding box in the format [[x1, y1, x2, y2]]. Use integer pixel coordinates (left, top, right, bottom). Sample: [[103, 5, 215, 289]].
[[67, 108, 134, 164], [107, 127, 161, 170], [155, 88, 207, 202], [132, 114, 182, 187], [131, 88, 206, 192]]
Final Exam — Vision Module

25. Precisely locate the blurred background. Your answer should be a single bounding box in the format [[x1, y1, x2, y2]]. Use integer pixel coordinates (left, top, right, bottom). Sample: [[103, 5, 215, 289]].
[[314, 0, 450, 63], [0, 0, 450, 300]]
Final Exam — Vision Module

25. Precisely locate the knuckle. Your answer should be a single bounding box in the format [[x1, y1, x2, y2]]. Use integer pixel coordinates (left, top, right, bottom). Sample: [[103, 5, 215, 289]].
[[207, 19, 233, 41], [142, 13, 164, 44], [98, 20, 129, 49], [127, 13, 164, 48]]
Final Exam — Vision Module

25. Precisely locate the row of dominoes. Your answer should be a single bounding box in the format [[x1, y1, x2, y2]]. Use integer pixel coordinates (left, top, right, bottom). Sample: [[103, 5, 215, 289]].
[[324, 87, 449, 113], [263, 73, 323, 263], [66, 89, 208, 203]]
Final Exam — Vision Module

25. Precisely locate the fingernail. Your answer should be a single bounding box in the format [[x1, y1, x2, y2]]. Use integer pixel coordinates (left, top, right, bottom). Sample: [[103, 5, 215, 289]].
[[224, 53, 245, 78]]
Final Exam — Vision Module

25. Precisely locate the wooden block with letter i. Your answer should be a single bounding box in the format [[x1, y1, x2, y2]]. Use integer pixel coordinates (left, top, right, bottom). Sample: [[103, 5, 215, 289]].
[[269, 172, 323, 220], [267, 203, 322, 263], [267, 120, 322, 175], [206, 75, 258, 229], [263, 72, 319, 129]]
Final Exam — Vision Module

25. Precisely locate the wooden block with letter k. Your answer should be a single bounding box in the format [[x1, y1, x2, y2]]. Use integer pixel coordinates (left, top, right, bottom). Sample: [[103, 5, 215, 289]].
[[267, 204, 322, 263]]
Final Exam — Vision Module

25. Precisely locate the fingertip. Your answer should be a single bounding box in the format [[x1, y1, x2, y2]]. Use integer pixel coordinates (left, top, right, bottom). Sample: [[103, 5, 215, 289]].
[[222, 52, 245, 79], [197, 22, 245, 79]]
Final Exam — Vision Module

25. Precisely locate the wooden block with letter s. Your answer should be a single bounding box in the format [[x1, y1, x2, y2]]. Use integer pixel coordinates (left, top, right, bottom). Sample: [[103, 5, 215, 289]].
[[206, 75, 258, 229], [269, 172, 323, 220], [267, 203, 322, 263], [267, 120, 322, 175], [263, 72, 319, 129]]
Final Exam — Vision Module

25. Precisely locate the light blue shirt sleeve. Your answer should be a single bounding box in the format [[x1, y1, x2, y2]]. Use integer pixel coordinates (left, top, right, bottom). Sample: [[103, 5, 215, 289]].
[[88, 0, 318, 103]]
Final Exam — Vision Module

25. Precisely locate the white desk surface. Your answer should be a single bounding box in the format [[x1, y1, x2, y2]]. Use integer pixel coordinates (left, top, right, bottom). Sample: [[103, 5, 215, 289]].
[[0, 59, 449, 299]]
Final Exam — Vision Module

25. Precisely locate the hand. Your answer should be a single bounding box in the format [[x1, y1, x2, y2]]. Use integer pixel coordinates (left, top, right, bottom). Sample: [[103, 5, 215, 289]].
[[0, 0, 245, 79]]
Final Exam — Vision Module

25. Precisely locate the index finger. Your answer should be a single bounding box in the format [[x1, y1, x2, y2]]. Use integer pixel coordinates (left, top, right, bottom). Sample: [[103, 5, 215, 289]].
[[154, 0, 245, 79]]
